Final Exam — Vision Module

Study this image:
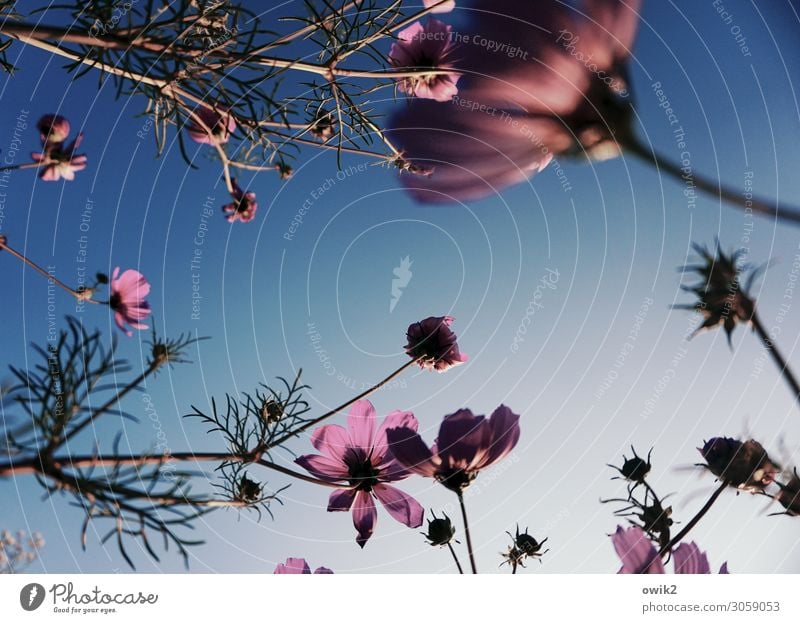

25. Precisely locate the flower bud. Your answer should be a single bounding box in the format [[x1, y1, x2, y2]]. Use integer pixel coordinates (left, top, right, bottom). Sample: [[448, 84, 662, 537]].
[[405, 315, 468, 372], [421, 511, 455, 546]]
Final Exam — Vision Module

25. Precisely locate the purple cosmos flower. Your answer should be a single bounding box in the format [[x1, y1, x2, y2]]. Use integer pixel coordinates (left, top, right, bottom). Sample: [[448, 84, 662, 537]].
[[389, 19, 460, 103], [405, 315, 468, 371], [109, 267, 151, 336], [295, 400, 425, 548], [31, 115, 87, 182], [37, 114, 71, 145], [388, 0, 641, 203], [612, 526, 728, 574], [386, 405, 520, 492], [222, 179, 258, 223], [187, 107, 237, 145], [273, 557, 333, 574], [424, 0, 455, 13]]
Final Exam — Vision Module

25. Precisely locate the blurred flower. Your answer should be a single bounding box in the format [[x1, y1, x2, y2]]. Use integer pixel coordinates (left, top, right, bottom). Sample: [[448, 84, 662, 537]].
[[424, 0, 455, 13], [222, 179, 258, 223], [612, 526, 728, 574], [388, 0, 641, 202], [405, 315, 468, 371], [277, 162, 293, 180], [387, 405, 520, 492], [774, 468, 800, 516], [501, 525, 548, 571], [0, 530, 44, 574], [422, 511, 456, 546], [37, 114, 70, 144], [109, 267, 151, 337], [273, 557, 333, 574], [186, 107, 236, 145], [699, 437, 778, 491], [31, 117, 87, 182], [389, 19, 460, 102], [295, 400, 424, 548], [310, 110, 335, 140], [677, 242, 758, 344]]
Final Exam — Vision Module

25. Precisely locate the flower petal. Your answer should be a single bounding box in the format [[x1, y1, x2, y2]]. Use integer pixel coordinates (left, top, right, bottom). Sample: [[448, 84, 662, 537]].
[[483, 405, 521, 467], [352, 490, 377, 548], [373, 484, 424, 528], [295, 454, 348, 482], [310, 424, 350, 461], [347, 400, 377, 449], [673, 542, 711, 574], [612, 526, 664, 574], [436, 409, 492, 472], [386, 427, 438, 477], [327, 488, 356, 512], [374, 410, 419, 464]]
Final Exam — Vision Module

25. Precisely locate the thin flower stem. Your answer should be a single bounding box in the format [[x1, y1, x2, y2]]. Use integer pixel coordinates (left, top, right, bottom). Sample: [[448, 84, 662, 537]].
[[457, 491, 478, 574], [0, 23, 453, 80], [0, 239, 96, 302], [750, 312, 800, 408], [1, 162, 49, 171], [624, 137, 800, 225], [268, 357, 421, 448], [657, 480, 729, 559], [0, 452, 338, 489], [447, 541, 465, 574]]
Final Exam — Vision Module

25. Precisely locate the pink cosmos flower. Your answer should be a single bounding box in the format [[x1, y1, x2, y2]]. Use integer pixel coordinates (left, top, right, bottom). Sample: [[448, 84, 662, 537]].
[[424, 0, 455, 13], [405, 315, 468, 371], [31, 115, 87, 182], [186, 107, 237, 145], [109, 267, 151, 336], [386, 405, 520, 492], [389, 19, 460, 103], [388, 0, 641, 203], [222, 179, 258, 223], [273, 557, 333, 574], [295, 400, 424, 548], [612, 526, 729, 574]]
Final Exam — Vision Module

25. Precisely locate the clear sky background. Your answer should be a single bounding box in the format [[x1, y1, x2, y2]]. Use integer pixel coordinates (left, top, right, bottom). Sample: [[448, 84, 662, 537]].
[[2, 0, 800, 573]]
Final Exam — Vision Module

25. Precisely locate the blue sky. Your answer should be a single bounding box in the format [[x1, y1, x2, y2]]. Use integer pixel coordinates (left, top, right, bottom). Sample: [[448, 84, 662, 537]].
[[2, 1, 800, 573]]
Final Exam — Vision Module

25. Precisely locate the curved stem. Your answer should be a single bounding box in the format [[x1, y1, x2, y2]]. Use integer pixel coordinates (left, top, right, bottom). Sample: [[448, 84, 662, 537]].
[[624, 136, 800, 225], [751, 311, 800, 408], [447, 541, 464, 574], [0, 239, 96, 302], [457, 491, 478, 574], [657, 480, 728, 559], [268, 357, 420, 448]]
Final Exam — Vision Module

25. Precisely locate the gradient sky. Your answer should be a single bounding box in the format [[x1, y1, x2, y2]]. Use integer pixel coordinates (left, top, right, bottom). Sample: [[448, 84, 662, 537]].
[[2, 0, 800, 574]]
